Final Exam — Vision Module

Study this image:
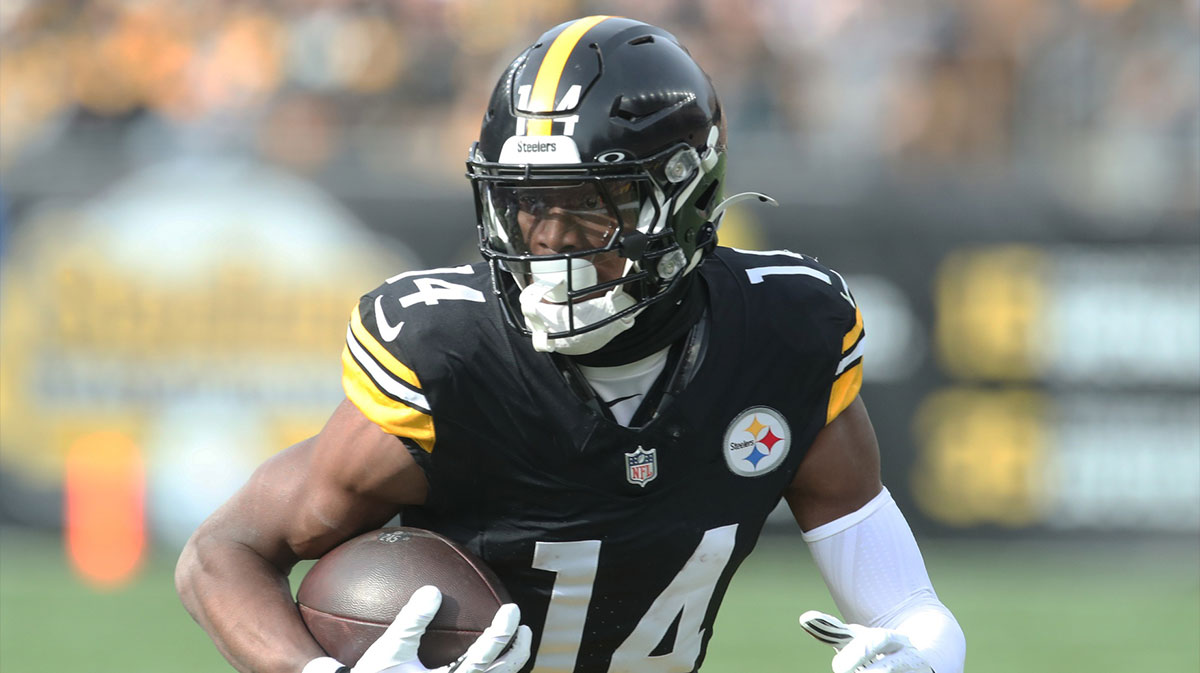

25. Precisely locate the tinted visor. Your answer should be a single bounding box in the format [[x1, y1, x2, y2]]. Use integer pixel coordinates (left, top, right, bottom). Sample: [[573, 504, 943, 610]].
[[481, 180, 642, 257]]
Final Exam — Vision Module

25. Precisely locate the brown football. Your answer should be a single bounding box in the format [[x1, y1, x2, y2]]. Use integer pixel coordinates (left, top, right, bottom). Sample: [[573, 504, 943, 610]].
[[296, 527, 510, 668]]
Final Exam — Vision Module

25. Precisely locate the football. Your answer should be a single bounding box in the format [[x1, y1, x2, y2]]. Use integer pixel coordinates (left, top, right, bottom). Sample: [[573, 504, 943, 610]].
[[296, 527, 510, 668]]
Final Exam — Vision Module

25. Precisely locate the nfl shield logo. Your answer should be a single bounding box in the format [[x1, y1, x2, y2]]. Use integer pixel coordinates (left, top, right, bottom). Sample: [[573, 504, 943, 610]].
[[625, 447, 658, 487]]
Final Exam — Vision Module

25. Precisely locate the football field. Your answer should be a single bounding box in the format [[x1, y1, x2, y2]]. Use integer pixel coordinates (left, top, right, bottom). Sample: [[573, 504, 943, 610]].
[[1, 527, 1195, 672]]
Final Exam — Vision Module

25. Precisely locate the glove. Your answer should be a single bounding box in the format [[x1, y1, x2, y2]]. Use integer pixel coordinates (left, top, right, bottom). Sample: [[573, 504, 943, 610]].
[[799, 610, 933, 673], [305, 585, 532, 673]]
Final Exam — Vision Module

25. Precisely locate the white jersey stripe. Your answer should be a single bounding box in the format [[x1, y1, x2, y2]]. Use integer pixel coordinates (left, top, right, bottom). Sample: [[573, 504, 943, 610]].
[[836, 335, 866, 375], [345, 326, 431, 413]]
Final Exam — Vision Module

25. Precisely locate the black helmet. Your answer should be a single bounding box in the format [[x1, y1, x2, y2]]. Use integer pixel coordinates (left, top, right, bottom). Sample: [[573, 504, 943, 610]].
[[467, 16, 730, 352]]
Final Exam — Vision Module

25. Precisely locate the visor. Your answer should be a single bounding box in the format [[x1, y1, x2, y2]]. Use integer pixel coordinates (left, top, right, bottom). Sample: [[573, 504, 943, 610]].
[[480, 180, 643, 258]]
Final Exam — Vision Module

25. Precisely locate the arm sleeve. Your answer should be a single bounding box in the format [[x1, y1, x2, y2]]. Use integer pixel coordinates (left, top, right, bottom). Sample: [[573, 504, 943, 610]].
[[803, 488, 966, 673]]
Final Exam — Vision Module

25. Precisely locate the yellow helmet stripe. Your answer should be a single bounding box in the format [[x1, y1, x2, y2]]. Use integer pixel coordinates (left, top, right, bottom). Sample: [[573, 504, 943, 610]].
[[526, 15, 612, 136]]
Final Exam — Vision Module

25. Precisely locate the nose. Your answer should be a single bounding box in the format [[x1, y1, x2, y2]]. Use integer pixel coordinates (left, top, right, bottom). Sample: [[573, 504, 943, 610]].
[[528, 207, 588, 254]]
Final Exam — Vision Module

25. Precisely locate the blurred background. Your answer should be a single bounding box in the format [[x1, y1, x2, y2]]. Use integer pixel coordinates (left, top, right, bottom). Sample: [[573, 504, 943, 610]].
[[1, 1, 1197, 671]]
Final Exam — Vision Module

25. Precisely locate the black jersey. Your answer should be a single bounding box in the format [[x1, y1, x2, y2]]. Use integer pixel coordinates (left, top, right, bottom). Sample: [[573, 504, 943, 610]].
[[341, 247, 864, 673]]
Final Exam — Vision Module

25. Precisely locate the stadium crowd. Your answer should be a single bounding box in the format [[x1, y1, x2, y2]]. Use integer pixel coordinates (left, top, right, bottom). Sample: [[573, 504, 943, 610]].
[[2, 0, 1196, 225]]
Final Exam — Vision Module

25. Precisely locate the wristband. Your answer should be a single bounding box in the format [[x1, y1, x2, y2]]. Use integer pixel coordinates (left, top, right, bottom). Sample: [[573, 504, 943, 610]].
[[302, 656, 349, 673]]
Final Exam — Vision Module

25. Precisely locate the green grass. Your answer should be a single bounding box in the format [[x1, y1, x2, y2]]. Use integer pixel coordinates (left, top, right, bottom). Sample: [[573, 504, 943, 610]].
[[2, 527, 1196, 672], [0, 528, 229, 673], [708, 536, 1200, 672]]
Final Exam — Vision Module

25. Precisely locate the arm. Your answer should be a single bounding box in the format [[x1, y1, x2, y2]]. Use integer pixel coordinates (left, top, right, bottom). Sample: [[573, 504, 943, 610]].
[[175, 399, 430, 673], [785, 397, 966, 673], [785, 396, 883, 530]]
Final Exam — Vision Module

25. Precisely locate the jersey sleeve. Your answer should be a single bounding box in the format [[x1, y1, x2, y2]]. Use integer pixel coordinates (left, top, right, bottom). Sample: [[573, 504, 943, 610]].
[[716, 247, 865, 427], [825, 270, 864, 425], [341, 293, 437, 452]]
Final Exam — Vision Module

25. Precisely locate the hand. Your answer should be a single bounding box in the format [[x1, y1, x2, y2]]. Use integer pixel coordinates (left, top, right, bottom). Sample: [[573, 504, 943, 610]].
[[799, 610, 933, 673], [307, 585, 532, 673]]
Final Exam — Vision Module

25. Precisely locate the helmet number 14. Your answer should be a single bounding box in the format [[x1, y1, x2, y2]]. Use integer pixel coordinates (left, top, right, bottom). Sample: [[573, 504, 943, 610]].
[[530, 524, 738, 673], [515, 84, 583, 137]]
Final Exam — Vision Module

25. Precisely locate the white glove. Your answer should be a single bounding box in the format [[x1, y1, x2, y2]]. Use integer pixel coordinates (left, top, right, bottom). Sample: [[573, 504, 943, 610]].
[[799, 610, 934, 673], [304, 585, 532, 673]]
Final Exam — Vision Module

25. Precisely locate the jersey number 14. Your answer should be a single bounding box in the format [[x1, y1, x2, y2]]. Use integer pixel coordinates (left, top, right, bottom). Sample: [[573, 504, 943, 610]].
[[530, 524, 738, 673]]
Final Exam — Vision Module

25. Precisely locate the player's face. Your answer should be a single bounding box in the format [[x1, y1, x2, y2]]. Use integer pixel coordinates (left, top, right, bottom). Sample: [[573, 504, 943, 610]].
[[513, 182, 640, 287]]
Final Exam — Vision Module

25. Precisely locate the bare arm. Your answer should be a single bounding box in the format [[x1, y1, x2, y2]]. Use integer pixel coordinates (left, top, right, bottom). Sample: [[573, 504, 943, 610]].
[[785, 396, 882, 531], [175, 399, 430, 673]]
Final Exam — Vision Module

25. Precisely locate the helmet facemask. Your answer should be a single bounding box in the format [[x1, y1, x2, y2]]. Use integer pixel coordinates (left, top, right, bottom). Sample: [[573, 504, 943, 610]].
[[470, 140, 721, 354]]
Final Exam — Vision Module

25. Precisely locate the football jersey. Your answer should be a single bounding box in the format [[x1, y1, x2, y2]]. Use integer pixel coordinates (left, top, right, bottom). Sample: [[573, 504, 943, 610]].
[[341, 247, 864, 673]]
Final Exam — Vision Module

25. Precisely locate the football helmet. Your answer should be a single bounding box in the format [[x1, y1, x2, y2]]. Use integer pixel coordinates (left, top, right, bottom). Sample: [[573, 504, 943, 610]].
[[468, 16, 739, 354]]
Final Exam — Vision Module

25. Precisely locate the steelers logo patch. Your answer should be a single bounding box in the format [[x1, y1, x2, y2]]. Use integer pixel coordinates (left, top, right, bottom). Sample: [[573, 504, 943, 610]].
[[722, 406, 791, 477]]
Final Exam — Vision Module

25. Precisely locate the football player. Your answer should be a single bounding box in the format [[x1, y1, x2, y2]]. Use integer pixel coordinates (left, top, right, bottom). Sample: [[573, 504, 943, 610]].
[[176, 16, 966, 673]]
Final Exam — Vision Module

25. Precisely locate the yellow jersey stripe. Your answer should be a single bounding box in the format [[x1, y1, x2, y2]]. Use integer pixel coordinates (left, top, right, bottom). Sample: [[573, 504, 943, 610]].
[[349, 305, 422, 391], [526, 15, 611, 135], [843, 306, 863, 353], [345, 326, 429, 412], [342, 346, 435, 452], [826, 362, 863, 425]]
